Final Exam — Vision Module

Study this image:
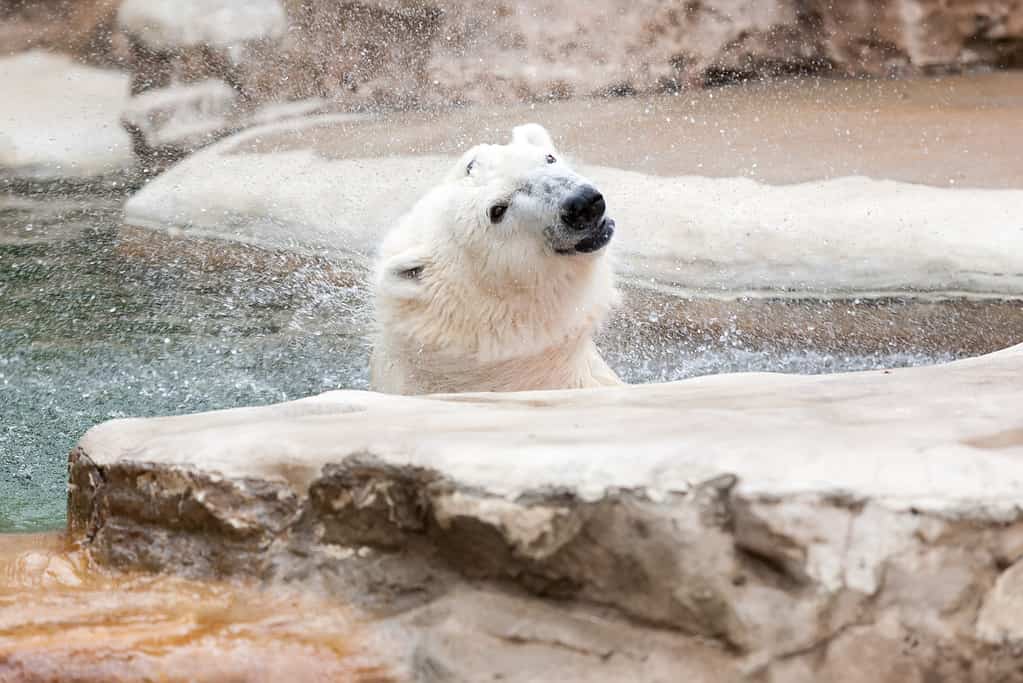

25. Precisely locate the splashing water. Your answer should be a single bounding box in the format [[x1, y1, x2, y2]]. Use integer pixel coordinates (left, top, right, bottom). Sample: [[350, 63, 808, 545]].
[[0, 196, 372, 532], [0, 195, 971, 532]]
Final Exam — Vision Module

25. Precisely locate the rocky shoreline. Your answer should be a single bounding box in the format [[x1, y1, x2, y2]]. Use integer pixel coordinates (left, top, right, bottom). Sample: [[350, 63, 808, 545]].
[[67, 345, 1023, 681]]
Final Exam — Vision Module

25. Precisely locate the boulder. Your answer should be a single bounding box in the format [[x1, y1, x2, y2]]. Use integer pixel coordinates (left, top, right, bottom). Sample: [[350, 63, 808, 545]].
[[0, 51, 134, 186], [68, 343, 1023, 681], [977, 557, 1023, 644], [121, 111, 1023, 298], [117, 1, 1023, 104], [112, 0, 331, 168], [109, 0, 1023, 159], [116, 0, 286, 51]]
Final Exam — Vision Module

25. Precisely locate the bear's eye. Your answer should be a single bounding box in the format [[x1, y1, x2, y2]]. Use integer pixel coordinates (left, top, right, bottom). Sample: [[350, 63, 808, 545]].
[[398, 265, 424, 281], [489, 203, 509, 223], [466, 159, 476, 175], [545, 154, 556, 164]]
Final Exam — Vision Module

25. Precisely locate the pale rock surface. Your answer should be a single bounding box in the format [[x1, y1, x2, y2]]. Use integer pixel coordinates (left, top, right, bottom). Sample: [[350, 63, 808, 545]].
[[120, 79, 238, 160], [117, 0, 287, 51], [114, 0, 319, 167], [977, 558, 1023, 644], [0, 51, 133, 180], [114, 0, 1023, 118], [70, 343, 1023, 681], [118, 77, 326, 167], [123, 115, 1023, 298]]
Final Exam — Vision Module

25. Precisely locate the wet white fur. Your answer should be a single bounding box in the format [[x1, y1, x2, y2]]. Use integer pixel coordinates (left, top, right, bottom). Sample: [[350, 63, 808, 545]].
[[370, 124, 621, 395]]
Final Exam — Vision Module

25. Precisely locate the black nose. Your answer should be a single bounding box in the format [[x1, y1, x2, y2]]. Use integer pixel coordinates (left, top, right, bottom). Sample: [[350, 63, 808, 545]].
[[561, 185, 606, 231]]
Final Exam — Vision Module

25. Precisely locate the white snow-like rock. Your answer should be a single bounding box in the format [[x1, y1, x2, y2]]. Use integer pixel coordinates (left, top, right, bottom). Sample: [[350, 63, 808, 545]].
[[120, 78, 238, 154], [117, 0, 287, 51], [0, 51, 132, 179], [123, 115, 1023, 298]]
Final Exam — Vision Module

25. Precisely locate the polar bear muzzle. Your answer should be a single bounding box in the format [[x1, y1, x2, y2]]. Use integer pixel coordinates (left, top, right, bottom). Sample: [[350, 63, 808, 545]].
[[556, 184, 615, 254], [561, 185, 605, 229]]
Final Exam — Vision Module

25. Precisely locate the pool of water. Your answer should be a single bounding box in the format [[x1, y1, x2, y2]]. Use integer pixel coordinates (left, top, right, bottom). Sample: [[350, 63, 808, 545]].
[[0, 195, 371, 532], [0, 193, 962, 532]]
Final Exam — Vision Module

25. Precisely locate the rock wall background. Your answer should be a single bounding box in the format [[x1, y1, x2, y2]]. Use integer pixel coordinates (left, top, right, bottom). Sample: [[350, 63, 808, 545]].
[[5, 0, 1023, 101], [0, 0, 126, 66], [118, 0, 1023, 107], [3, 0, 1023, 165]]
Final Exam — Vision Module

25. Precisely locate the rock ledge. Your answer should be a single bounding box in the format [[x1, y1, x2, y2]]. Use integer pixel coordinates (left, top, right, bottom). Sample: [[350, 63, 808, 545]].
[[69, 344, 1023, 681]]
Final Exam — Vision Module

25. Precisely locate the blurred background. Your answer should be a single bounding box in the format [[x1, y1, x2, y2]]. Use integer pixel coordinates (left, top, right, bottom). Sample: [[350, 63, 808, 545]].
[[3, 0, 1023, 171]]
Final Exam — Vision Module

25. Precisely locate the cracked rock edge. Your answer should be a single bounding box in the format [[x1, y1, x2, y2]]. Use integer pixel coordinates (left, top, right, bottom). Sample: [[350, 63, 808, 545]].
[[67, 446, 1023, 678]]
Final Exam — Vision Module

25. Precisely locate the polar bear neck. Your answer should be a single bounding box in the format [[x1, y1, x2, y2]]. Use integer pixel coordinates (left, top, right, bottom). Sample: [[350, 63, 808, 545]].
[[390, 337, 618, 394], [400, 250, 617, 366]]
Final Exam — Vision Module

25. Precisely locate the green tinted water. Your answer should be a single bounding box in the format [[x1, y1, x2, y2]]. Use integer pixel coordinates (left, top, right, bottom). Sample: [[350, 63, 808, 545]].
[[0, 195, 371, 531]]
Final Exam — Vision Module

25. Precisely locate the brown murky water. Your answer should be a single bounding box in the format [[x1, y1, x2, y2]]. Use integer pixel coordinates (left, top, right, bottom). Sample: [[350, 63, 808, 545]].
[[0, 534, 393, 683]]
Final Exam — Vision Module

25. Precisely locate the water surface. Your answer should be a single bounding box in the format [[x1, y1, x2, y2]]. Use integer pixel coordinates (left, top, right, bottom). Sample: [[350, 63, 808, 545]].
[[1, 196, 370, 531]]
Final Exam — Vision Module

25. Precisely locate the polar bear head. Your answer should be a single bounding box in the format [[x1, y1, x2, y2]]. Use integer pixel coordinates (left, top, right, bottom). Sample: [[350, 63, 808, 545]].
[[442, 122, 616, 259], [371, 123, 620, 394]]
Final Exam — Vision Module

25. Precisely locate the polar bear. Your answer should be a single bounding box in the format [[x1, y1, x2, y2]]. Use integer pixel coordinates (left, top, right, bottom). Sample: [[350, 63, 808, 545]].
[[370, 124, 621, 395]]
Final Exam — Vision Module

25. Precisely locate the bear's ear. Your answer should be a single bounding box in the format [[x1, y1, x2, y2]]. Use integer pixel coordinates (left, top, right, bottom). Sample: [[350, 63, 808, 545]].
[[375, 247, 431, 301], [511, 123, 555, 150], [448, 145, 483, 181]]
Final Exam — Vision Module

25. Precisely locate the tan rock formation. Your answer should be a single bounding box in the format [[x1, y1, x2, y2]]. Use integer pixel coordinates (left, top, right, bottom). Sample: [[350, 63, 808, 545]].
[[105, 0, 1023, 160], [67, 343, 1023, 681]]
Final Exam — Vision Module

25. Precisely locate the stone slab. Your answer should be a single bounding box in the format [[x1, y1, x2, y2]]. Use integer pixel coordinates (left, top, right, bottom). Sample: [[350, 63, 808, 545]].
[[123, 112, 1023, 299], [117, 0, 286, 51], [0, 51, 133, 180], [68, 344, 1023, 680], [75, 342, 1023, 515]]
